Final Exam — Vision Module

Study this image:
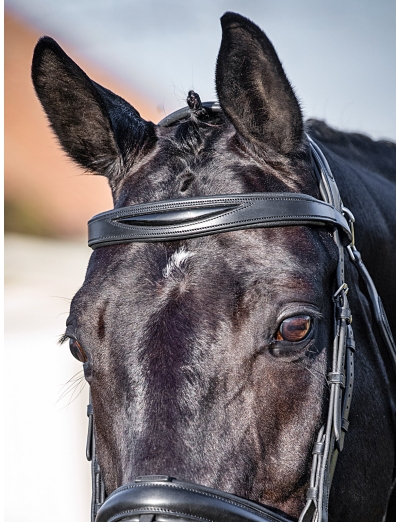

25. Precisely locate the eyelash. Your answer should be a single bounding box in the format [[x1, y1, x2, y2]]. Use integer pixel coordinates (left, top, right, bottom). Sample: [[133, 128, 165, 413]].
[[59, 333, 88, 363], [59, 333, 69, 345]]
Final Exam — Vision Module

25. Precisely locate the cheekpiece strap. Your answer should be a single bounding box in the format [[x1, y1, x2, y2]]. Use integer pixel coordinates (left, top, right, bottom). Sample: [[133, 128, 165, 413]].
[[87, 392, 105, 522]]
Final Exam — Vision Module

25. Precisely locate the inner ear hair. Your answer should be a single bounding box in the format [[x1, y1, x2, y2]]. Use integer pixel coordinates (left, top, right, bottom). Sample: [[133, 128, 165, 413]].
[[216, 12, 303, 155], [31, 36, 156, 187]]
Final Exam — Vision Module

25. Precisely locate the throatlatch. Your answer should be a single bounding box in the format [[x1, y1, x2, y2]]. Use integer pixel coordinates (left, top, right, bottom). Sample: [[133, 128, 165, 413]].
[[85, 104, 395, 522]]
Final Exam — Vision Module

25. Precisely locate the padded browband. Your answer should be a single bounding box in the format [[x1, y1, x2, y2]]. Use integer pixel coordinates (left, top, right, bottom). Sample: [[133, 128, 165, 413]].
[[96, 476, 292, 522], [88, 193, 351, 249]]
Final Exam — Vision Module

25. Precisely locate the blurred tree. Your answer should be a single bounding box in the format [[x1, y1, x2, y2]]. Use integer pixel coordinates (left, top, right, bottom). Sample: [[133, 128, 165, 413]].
[[5, 11, 158, 237]]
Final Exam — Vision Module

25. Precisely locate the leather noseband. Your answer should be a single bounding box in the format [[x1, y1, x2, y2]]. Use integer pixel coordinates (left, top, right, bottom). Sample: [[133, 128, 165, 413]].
[[96, 476, 291, 522]]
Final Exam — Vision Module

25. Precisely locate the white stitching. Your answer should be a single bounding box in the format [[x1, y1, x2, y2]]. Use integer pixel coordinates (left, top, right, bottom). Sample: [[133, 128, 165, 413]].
[[88, 194, 324, 223]]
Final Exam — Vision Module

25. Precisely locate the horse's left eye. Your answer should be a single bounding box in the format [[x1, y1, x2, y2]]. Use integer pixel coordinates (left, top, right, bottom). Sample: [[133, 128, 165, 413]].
[[276, 316, 311, 342], [69, 338, 88, 363]]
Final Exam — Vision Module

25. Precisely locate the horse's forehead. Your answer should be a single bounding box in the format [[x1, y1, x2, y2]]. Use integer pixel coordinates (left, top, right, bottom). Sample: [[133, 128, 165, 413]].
[[116, 124, 309, 206], [76, 226, 335, 313]]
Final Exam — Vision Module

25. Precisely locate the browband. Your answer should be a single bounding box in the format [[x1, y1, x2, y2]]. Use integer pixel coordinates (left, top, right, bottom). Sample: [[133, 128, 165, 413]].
[[88, 193, 351, 249]]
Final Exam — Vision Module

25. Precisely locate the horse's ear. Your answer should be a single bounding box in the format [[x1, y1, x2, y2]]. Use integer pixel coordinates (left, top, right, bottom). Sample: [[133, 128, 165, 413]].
[[216, 13, 303, 155], [31, 37, 155, 185]]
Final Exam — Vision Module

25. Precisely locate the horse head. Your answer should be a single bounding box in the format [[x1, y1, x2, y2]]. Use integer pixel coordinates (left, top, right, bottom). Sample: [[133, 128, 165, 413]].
[[32, 12, 395, 522]]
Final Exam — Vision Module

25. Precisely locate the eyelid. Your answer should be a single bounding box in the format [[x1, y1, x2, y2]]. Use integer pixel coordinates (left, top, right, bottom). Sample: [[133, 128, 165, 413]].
[[276, 305, 322, 324], [65, 324, 77, 337]]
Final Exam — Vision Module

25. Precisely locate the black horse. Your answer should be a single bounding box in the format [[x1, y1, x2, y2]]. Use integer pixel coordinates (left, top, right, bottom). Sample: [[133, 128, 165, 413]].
[[32, 12, 395, 522]]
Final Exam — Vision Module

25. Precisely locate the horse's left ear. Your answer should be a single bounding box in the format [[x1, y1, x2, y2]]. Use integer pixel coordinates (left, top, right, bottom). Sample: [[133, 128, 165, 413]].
[[31, 37, 156, 189], [216, 12, 303, 155]]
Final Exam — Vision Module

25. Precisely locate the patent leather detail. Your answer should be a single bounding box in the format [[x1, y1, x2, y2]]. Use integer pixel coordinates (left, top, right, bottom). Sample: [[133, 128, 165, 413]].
[[96, 476, 293, 522], [88, 193, 351, 249]]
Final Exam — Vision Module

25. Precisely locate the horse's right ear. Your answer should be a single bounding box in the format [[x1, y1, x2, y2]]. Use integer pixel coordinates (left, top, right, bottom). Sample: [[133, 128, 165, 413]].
[[216, 13, 303, 156], [31, 37, 156, 188]]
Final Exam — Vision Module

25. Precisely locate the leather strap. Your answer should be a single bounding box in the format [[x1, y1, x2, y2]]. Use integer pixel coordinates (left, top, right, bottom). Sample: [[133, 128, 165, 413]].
[[95, 476, 292, 522], [348, 247, 396, 368], [88, 193, 352, 249], [158, 101, 221, 127], [87, 392, 105, 522], [300, 137, 353, 522]]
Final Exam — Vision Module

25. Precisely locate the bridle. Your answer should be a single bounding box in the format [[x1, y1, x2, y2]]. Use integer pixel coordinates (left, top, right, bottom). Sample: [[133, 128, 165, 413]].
[[84, 103, 395, 522]]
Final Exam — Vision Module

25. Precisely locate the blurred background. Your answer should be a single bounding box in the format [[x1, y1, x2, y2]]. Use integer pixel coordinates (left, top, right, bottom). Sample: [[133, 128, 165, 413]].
[[4, 1, 395, 520]]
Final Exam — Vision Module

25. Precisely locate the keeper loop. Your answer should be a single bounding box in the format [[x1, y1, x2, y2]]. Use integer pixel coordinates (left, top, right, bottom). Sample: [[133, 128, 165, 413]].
[[341, 418, 350, 432], [313, 441, 325, 455], [306, 487, 318, 500], [328, 372, 345, 387], [336, 305, 352, 323], [346, 336, 356, 351]]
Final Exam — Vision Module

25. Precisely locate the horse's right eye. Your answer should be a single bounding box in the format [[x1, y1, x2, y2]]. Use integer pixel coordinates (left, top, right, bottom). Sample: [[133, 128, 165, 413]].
[[69, 338, 88, 363], [276, 315, 312, 343]]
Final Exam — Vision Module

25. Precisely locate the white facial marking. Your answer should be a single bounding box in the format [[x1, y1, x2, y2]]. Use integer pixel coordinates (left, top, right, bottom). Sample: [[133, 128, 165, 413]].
[[163, 247, 194, 279]]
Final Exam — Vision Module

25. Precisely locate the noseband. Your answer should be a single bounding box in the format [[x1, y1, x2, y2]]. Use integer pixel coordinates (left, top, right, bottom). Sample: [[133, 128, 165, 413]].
[[85, 103, 395, 522]]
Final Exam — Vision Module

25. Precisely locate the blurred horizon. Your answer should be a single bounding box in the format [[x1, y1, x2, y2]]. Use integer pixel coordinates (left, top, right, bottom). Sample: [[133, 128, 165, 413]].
[[5, 0, 395, 239]]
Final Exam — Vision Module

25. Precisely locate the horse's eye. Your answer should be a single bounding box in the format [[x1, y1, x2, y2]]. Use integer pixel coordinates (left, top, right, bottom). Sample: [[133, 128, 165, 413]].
[[69, 338, 87, 363], [276, 316, 311, 342]]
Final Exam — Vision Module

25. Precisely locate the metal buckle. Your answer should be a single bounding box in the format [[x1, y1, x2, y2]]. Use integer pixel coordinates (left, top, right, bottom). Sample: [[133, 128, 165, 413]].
[[333, 283, 349, 299], [342, 206, 357, 261]]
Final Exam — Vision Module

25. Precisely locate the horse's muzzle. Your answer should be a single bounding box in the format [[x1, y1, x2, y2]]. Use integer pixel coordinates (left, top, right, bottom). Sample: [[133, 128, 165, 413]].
[[95, 475, 293, 522]]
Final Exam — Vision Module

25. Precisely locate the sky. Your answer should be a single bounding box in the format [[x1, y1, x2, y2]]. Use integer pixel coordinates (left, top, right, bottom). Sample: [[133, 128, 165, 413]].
[[6, 0, 395, 139]]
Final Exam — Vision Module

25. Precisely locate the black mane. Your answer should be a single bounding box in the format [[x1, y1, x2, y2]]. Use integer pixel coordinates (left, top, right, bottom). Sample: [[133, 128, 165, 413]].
[[306, 119, 395, 181]]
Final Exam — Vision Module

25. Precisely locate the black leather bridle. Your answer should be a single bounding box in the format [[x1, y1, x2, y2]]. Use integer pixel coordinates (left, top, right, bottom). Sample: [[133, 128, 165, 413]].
[[85, 103, 395, 522]]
